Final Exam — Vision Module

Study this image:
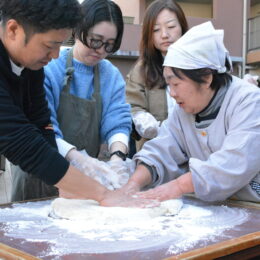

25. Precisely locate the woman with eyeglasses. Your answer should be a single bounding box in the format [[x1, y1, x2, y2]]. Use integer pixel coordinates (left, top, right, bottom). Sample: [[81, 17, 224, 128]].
[[43, 0, 132, 192]]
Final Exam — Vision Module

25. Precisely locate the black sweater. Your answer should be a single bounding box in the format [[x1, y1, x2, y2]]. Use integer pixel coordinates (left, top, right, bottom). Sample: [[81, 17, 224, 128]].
[[0, 40, 69, 185]]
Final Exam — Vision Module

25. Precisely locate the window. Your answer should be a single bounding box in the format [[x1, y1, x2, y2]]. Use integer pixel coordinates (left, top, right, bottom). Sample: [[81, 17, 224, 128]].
[[177, 0, 213, 18]]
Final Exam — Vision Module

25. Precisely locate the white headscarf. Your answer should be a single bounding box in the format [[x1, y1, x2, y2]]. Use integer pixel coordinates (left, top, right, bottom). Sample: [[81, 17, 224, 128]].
[[163, 21, 232, 73]]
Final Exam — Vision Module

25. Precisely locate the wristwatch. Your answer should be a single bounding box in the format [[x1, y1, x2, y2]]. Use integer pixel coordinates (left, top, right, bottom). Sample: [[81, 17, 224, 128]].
[[110, 150, 128, 161]]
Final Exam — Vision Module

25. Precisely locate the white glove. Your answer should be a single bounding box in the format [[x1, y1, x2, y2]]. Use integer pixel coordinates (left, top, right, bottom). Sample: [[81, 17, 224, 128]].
[[107, 158, 135, 188], [66, 149, 117, 190], [132, 111, 160, 139], [243, 74, 259, 86]]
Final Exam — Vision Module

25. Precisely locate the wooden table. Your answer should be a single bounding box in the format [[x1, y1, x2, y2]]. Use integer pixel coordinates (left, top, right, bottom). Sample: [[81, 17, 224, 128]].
[[0, 197, 259, 260]]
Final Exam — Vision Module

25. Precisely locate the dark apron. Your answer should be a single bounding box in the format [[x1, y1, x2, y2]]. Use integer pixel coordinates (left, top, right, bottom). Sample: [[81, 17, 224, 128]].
[[57, 48, 102, 157]]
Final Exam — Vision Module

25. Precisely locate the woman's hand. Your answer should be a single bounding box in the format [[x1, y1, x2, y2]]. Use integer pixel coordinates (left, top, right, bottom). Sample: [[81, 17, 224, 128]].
[[137, 179, 183, 201], [137, 172, 194, 201]]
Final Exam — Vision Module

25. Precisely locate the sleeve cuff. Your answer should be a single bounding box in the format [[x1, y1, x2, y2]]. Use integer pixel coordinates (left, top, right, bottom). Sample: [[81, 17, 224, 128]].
[[56, 138, 76, 157], [108, 133, 129, 150], [138, 161, 159, 184]]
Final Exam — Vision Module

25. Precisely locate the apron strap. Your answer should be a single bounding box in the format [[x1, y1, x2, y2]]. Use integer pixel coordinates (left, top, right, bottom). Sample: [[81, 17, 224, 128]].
[[63, 48, 74, 93], [93, 64, 102, 137]]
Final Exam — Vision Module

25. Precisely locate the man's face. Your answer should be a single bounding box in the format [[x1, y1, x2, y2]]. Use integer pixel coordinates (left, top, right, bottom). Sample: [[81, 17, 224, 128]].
[[3, 20, 72, 70]]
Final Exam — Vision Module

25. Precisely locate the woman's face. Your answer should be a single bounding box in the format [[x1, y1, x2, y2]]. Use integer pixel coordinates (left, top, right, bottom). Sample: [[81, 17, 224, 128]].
[[153, 9, 182, 56], [73, 21, 117, 66], [163, 67, 214, 114]]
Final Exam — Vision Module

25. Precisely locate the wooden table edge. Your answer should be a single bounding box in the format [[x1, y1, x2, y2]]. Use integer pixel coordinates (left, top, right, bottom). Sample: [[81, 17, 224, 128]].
[[164, 231, 260, 260], [0, 242, 41, 260]]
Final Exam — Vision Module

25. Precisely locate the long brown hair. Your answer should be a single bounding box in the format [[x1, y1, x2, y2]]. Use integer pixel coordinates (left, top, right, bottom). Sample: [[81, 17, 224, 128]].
[[140, 0, 188, 89]]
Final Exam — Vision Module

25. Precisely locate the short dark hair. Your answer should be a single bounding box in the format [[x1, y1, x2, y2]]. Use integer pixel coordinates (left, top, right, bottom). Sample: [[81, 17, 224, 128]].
[[0, 0, 81, 41], [171, 59, 233, 91], [73, 0, 124, 53]]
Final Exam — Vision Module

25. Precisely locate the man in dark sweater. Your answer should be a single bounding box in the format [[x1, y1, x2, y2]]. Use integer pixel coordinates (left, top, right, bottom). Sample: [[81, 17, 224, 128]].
[[0, 0, 144, 206]]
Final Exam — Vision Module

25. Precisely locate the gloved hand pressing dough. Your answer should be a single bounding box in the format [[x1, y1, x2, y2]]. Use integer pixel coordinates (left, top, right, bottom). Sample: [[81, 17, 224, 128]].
[[132, 111, 160, 139], [66, 149, 119, 190], [107, 158, 135, 188]]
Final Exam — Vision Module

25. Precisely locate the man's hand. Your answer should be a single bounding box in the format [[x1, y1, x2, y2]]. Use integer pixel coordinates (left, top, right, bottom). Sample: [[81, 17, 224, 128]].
[[59, 189, 82, 199]]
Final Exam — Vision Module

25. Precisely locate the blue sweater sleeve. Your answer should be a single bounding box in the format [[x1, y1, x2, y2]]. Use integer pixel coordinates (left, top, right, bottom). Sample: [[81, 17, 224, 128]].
[[98, 60, 132, 143]]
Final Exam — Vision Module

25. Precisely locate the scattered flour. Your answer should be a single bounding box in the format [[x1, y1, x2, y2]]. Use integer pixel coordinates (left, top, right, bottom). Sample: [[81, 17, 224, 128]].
[[0, 198, 250, 259]]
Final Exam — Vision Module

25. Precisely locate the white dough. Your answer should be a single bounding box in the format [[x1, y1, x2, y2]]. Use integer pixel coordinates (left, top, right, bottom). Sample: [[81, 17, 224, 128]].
[[50, 198, 183, 223]]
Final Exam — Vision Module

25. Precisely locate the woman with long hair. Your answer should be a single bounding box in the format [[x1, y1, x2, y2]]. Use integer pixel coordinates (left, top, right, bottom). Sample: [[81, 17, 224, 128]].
[[126, 0, 188, 152]]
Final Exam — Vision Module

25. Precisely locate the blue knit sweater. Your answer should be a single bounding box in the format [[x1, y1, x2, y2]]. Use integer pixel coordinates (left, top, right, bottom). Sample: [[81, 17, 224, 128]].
[[44, 48, 131, 145]]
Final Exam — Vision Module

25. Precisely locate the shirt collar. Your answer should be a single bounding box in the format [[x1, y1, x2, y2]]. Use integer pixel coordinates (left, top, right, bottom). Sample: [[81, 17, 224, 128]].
[[9, 58, 24, 76]]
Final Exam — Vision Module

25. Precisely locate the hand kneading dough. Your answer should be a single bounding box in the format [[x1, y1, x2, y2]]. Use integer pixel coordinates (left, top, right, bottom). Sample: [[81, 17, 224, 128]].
[[50, 198, 183, 223]]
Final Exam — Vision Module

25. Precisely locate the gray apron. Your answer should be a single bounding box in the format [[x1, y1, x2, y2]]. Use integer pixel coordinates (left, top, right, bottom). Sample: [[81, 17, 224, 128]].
[[57, 48, 102, 157], [10, 161, 58, 202]]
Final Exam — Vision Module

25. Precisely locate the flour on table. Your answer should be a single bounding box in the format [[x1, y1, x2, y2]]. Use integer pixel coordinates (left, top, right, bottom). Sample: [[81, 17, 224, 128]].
[[0, 198, 250, 257], [50, 198, 183, 223]]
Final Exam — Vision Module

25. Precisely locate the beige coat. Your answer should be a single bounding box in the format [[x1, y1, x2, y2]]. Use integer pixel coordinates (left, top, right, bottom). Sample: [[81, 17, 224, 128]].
[[126, 61, 168, 150]]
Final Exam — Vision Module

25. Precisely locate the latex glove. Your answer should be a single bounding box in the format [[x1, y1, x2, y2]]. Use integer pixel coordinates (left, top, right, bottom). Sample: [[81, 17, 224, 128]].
[[243, 74, 259, 86], [132, 111, 160, 139], [67, 149, 111, 174], [107, 158, 135, 188], [66, 149, 117, 190]]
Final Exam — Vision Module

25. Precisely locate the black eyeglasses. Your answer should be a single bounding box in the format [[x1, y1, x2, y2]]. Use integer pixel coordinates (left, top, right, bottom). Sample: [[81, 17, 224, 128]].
[[87, 38, 115, 53]]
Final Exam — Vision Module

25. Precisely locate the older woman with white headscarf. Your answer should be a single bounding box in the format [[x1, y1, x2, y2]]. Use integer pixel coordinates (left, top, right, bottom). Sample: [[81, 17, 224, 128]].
[[121, 21, 260, 203]]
